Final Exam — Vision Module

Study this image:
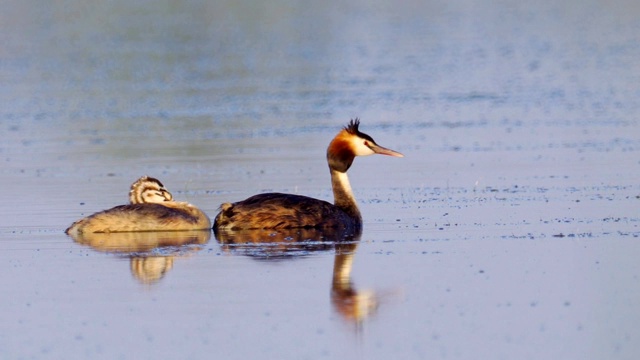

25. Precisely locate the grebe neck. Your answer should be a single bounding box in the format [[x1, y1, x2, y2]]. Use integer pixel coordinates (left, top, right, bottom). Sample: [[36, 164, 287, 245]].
[[330, 169, 362, 222]]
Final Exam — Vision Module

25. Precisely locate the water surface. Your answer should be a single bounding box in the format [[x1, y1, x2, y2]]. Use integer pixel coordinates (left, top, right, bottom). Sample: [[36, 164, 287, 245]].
[[1, 0, 639, 359]]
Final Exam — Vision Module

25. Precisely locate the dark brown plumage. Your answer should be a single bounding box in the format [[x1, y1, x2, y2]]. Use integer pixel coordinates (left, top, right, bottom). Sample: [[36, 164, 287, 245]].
[[214, 193, 354, 230]]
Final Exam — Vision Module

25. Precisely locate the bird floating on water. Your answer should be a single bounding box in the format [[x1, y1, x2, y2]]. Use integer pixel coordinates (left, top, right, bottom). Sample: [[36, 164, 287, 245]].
[[213, 119, 403, 232], [65, 176, 211, 235]]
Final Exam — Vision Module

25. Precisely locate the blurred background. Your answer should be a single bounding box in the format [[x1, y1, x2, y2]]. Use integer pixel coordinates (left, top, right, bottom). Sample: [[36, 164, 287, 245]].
[[1, 1, 639, 359]]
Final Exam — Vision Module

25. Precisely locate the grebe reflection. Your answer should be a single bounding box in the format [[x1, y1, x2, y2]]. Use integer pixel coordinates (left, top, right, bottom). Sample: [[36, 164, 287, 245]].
[[69, 230, 211, 284], [331, 241, 379, 323], [215, 227, 386, 323], [214, 226, 357, 259]]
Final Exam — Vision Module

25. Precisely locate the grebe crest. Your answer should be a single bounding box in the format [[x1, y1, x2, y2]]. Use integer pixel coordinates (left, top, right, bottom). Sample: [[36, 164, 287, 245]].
[[129, 176, 173, 204], [213, 119, 403, 231], [327, 118, 403, 173]]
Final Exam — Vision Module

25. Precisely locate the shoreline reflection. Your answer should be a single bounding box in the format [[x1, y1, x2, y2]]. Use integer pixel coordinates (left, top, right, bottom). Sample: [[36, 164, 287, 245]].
[[215, 227, 384, 324], [68, 230, 211, 284]]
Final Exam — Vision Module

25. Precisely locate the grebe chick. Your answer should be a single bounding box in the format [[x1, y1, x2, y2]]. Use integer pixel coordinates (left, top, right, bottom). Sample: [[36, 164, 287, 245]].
[[129, 175, 173, 204], [214, 119, 403, 231], [65, 176, 212, 235]]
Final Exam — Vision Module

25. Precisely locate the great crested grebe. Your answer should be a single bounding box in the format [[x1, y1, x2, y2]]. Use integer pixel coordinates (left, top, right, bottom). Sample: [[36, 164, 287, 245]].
[[65, 176, 212, 235], [213, 119, 403, 231]]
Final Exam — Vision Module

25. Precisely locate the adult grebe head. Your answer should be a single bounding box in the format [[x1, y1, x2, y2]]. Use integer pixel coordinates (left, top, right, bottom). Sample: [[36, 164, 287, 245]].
[[327, 118, 404, 172], [129, 176, 173, 204]]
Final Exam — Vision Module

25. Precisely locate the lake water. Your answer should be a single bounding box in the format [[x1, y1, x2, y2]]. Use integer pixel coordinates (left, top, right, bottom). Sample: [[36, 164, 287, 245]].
[[1, 0, 640, 359]]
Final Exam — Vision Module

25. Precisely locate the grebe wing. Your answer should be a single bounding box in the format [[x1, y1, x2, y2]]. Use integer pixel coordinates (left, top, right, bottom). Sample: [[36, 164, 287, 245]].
[[214, 193, 352, 230]]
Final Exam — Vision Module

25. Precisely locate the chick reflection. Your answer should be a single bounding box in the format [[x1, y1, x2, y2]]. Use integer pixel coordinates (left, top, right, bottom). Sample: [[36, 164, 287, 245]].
[[215, 227, 379, 323], [130, 256, 174, 284], [68, 230, 211, 284]]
